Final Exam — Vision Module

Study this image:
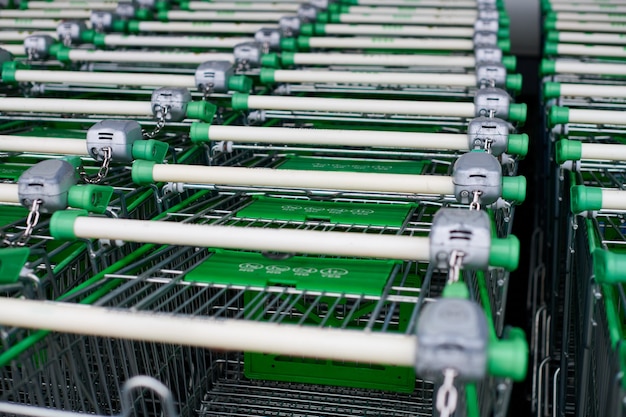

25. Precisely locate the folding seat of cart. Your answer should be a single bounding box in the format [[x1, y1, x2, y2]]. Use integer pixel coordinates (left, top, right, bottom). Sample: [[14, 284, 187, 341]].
[[0, 185, 528, 417]]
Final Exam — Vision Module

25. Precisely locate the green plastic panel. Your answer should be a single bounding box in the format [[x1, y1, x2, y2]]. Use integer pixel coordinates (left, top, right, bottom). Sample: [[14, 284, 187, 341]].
[[277, 156, 426, 175], [236, 196, 416, 227], [186, 249, 398, 296]]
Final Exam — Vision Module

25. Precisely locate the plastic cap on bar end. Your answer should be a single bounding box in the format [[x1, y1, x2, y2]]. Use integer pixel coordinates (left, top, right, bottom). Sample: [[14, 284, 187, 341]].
[[502, 56, 516, 72], [131, 160, 157, 185], [280, 38, 297, 51], [555, 139, 582, 164], [570, 185, 602, 214], [489, 235, 520, 271], [132, 139, 169, 163], [546, 31, 559, 43], [50, 209, 89, 240], [497, 39, 510, 54], [488, 327, 528, 381], [231, 93, 250, 111], [281, 51, 295, 66], [186, 101, 217, 122], [544, 42, 558, 56], [259, 67, 276, 84], [261, 53, 280, 68], [300, 23, 314, 36], [190, 122, 210, 143], [228, 75, 252, 93], [508, 103, 527, 124], [540, 59, 556, 75], [507, 134, 529, 157], [593, 249, 626, 284], [544, 16, 556, 30], [543, 81, 561, 100], [502, 176, 526, 204], [505, 74, 522, 95], [68, 185, 114, 214], [549, 106, 569, 127]]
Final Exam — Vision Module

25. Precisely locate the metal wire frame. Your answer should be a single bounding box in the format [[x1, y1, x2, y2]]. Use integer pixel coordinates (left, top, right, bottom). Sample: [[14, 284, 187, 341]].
[[0, 232, 508, 417]]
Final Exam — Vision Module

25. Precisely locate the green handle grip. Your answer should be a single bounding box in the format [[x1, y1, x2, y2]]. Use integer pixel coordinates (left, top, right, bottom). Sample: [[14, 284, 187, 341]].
[[131, 160, 156, 185], [555, 139, 582, 165], [594, 249, 626, 284], [50, 209, 88, 240], [549, 106, 570, 127], [132, 139, 169, 163], [488, 327, 528, 381], [186, 101, 217, 122], [190, 122, 210, 143], [502, 176, 527, 204], [489, 235, 520, 272], [0, 247, 30, 285], [508, 134, 529, 157], [570, 185, 602, 214], [67, 185, 113, 214], [543, 81, 561, 100]]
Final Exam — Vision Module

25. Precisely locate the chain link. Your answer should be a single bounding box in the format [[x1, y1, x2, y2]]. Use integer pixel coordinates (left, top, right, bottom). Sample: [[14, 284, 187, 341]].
[[15, 199, 42, 247], [488, 108, 496, 119], [62, 33, 72, 47], [81, 146, 112, 184], [203, 84, 214, 100], [447, 250, 464, 284], [469, 190, 482, 211], [484, 137, 493, 154], [143, 106, 169, 139], [436, 368, 459, 417]]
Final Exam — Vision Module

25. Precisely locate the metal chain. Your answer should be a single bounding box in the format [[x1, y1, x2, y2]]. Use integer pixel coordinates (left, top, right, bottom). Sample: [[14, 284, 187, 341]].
[[143, 106, 169, 139], [62, 33, 72, 47], [203, 84, 214, 100], [26, 48, 34, 62], [436, 368, 459, 417], [469, 190, 482, 211], [447, 250, 464, 284], [488, 109, 496, 119], [484, 137, 493, 154], [16, 199, 42, 246], [81, 146, 112, 184]]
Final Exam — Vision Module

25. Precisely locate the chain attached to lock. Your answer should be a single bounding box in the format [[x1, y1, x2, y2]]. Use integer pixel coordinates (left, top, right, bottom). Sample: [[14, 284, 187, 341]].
[[447, 250, 465, 284], [143, 106, 169, 139], [81, 146, 112, 184], [436, 368, 459, 417], [469, 190, 482, 211], [15, 199, 42, 246]]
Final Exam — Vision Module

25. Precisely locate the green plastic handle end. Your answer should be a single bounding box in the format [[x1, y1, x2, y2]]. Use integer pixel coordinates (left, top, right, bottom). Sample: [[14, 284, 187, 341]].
[[259, 67, 276, 84], [505, 73, 522, 95], [135, 8, 153, 20], [540, 59, 556, 76], [111, 19, 126, 33], [544, 16, 556, 30], [190, 122, 210, 143], [131, 160, 157, 185], [497, 38, 511, 54], [68, 185, 113, 214], [280, 37, 297, 51], [297, 36, 311, 50], [132, 139, 169, 163], [488, 327, 528, 381], [92, 32, 107, 47], [497, 28, 509, 40], [228, 75, 252, 93], [549, 106, 570, 127], [508, 103, 527, 124], [300, 23, 314, 36], [231, 93, 250, 111], [50, 209, 88, 240], [179, 0, 190, 10], [507, 133, 529, 157], [442, 281, 470, 300], [156, 9, 169, 21], [546, 31, 559, 43], [499, 14, 510, 27], [502, 55, 516, 72], [555, 139, 582, 164], [281, 51, 295, 66], [593, 249, 626, 284], [1, 61, 19, 83], [261, 53, 280, 68], [127, 20, 141, 33], [316, 11, 329, 22], [502, 176, 527, 204], [570, 185, 602, 214], [314, 23, 326, 35], [543, 81, 561, 100], [489, 235, 520, 272], [186, 101, 217, 122], [544, 42, 558, 56]]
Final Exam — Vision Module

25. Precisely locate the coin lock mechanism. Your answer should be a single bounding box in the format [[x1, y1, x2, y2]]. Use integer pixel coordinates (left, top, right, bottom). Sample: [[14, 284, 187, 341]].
[[429, 208, 492, 271], [453, 151, 502, 207], [475, 46, 502, 66], [416, 298, 488, 380], [467, 116, 509, 156], [279, 16, 301, 37], [24, 35, 56, 60], [90, 11, 118, 33], [476, 62, 506, 89], [474, 87, 511, 119], [234, 42, 263, 70], [87, 120, 143, 164], [298, 3, 319, 22], [195, 61, 251, 95], [255, 28, 282, 52], [56, 21, 88, 46]]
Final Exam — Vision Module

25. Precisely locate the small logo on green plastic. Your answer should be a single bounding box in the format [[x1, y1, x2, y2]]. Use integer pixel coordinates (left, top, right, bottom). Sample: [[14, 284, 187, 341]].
[[320, 268, 349, 278], [293, 267, 318, 276], [238, 263, 264, 272]]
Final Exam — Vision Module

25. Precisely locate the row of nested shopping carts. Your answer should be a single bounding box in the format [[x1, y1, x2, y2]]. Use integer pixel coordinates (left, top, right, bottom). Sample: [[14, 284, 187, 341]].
[[0, 0, 532, 416], [538, 0, 626, 416]]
